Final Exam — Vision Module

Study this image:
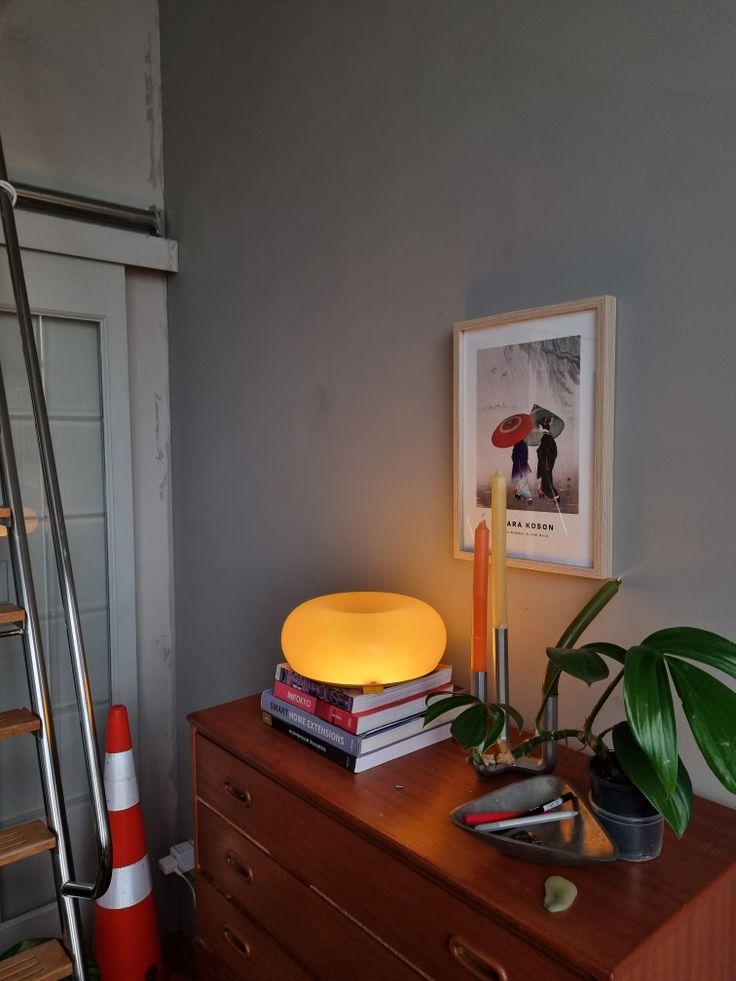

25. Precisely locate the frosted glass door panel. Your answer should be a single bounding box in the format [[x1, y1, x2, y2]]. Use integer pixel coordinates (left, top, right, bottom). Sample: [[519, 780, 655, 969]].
[[43, 318, 102, 416], [44, 316, 110, 711], [49, 421, 105, 516], [48, 609, 109, 710]]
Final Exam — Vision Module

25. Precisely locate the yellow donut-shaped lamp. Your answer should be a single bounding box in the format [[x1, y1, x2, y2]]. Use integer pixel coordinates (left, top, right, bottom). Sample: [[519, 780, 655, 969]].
[[281, 591, 447, 686]]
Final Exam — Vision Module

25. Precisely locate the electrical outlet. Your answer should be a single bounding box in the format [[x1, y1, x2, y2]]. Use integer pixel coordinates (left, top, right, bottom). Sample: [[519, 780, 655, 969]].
[[170, 839, 195, 874], [158, 854, 177, 875]]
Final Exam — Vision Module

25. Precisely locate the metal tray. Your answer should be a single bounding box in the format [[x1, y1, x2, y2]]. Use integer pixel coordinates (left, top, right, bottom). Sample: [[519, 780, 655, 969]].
[[450, 774, 618, 865]]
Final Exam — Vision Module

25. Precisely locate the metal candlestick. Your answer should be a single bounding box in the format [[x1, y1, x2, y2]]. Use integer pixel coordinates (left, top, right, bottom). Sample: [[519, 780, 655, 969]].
[[475, 624, 558, 776], [492, 625, 510, 743], [472, 671, 487, 703]]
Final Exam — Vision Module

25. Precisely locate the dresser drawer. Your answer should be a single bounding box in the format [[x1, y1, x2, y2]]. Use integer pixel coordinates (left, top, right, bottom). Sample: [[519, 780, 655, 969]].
[[198, 876, 313, 979], [299, 829, 582, 981], [195, 734, 300, 845], [197, 800, 421, 979]]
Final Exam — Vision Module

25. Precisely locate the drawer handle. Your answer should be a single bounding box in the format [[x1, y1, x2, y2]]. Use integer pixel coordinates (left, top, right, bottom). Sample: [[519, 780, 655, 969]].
[[223, 924, 251, 958], [225, 850, 254, 884], [449, 936, 508, 981], [223, 778, 251, 806]]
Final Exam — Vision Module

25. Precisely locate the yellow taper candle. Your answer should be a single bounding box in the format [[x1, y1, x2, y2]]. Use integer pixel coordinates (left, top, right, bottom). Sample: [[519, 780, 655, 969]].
[[491, 470, 507, 628], [471, 520, 489, 673]]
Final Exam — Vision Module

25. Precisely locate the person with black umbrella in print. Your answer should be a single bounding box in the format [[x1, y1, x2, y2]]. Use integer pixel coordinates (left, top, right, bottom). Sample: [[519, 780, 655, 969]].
[[536, 416, 560, 502]]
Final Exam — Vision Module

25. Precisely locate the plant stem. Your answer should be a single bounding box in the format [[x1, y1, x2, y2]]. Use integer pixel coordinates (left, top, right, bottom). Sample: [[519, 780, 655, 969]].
[[582, 667, 624, 747], [534, 681, 559, 732], [511, 728, 582, 759]]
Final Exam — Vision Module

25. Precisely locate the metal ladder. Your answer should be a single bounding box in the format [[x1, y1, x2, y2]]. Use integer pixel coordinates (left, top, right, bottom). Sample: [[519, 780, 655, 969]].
[[0, 137, 112, 981]]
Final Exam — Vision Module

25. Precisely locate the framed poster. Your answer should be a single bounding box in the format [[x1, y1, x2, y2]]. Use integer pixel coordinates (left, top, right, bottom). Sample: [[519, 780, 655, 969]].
[[454, 296, 616, 577]]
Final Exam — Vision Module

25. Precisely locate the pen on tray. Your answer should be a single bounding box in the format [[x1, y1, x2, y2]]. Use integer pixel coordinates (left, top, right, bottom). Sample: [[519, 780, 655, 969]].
[[462, 791, 575, 827], [474, 810, 579, 834]]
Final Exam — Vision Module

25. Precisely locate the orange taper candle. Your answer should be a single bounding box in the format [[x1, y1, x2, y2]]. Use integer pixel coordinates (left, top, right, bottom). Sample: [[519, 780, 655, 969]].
[[491, 471, 507, 628], [471, 519, 490, 673]]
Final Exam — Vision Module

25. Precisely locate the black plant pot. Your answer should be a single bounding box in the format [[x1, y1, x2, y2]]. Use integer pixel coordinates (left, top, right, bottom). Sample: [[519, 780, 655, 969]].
[[589, 754, 664, 862], [589, 755, 658, 818]]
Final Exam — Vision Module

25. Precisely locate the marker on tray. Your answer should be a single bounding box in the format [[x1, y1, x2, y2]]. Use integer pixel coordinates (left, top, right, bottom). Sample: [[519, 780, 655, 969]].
[[474, 810, 579, 834], [462, 791, 576, 827]]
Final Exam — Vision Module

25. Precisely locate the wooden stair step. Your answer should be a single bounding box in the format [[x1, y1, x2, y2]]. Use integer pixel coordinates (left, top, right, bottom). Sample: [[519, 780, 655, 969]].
[[0, 939, 71, 981], [0, 602, 25, 626], [0, 709, 40, 741], [0, 820, 55, 869], [0, 507, 10, 525]]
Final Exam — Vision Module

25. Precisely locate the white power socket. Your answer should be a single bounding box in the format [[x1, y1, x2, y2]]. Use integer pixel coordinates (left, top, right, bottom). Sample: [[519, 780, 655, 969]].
[[158, 853, 177, 875], [170, 839, 195, 874], [158, 839, 194, 875]]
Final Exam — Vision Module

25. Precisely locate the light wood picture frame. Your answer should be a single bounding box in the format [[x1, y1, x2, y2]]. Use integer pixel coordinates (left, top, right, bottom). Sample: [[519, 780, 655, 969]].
[[454, 295, 616, 577]]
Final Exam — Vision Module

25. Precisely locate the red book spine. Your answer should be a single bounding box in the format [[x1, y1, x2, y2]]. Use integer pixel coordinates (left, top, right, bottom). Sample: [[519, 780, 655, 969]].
[[314, 700, 358, 732], [273, 679, 318, 713]]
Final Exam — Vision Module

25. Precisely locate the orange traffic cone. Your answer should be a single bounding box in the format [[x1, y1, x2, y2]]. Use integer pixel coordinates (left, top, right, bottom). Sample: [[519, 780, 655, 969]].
[[94, 704, 166, 980]]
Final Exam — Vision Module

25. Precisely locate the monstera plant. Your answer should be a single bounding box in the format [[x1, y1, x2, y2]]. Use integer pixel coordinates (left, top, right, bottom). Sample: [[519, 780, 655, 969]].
[[426, 579, 736, 836]]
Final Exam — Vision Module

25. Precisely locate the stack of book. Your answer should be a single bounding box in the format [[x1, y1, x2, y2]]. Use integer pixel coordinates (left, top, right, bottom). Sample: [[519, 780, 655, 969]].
[[261, 662, 462, 772]]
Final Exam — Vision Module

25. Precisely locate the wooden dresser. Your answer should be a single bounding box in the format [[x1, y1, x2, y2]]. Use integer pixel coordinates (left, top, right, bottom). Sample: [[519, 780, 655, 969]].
[[189, 695, 736, 980]]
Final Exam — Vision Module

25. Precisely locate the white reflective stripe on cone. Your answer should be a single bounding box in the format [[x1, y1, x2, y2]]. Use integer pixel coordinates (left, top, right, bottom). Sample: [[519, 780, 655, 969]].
[[103, 748, 140, 812], [97, 855, 152, 910]]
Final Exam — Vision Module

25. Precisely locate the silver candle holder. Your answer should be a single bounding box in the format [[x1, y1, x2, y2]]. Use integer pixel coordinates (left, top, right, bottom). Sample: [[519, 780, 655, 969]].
[[474, 625, 557, 776]]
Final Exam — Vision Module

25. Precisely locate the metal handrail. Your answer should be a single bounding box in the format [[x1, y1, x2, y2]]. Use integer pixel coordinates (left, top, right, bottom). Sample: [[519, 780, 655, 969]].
[[0, 138, 112, 907]]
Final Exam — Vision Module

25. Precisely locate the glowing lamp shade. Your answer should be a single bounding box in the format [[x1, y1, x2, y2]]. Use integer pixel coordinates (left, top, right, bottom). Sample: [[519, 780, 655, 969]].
[[281, 592, 447, 686]]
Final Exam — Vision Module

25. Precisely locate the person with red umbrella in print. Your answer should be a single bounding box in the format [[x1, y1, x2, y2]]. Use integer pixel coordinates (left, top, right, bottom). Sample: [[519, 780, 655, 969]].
[[511, 439, 533, 503], [491, 413, 534, 504]]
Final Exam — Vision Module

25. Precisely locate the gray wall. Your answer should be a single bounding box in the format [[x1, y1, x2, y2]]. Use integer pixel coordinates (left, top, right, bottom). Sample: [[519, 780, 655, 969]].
[[160, 0, 736, 820]]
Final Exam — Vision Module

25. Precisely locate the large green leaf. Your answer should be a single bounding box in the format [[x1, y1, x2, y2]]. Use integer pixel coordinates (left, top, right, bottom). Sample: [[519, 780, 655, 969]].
[[580, 641, 627, 665], [667, 658, 736, 794], [623, 645, 678, 797], [644, 627, 736, 683], [556, 578, 622, 649], [450, 703, 489, 749], [423, 692, 480, 725], [546, 647, 609, 685], [612, 721, 693, 837]]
